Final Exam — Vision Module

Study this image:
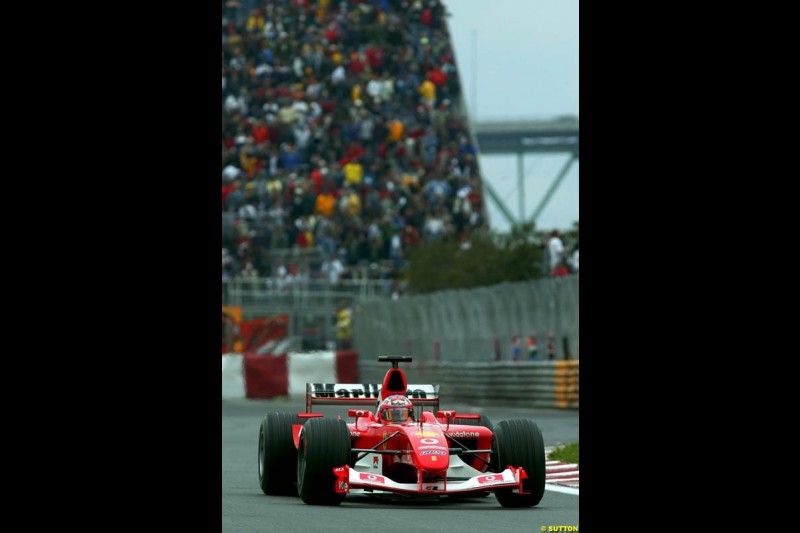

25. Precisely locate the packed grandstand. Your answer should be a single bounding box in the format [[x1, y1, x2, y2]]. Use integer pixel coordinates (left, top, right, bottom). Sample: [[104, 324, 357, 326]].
[[222, 0, 489, 284]]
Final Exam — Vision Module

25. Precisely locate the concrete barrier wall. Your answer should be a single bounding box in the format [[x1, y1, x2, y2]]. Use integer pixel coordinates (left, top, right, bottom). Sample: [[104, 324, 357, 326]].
[[359, 360, 579, 409]]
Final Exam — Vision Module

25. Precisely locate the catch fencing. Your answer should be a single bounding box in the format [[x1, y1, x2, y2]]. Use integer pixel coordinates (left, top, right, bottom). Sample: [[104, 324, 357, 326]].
[[222, 277, 393, 349], [352, 275, 578, 363]]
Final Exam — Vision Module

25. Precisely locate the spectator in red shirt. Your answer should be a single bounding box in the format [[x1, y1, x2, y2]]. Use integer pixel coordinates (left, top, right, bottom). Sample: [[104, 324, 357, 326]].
[[222, 182, 236, 207], [365, 44, 384, 73], [550, 258, 571, 278], [348, 51, 366, 76], [402, 224, 421, 248], [250, 118, 270, 146], [427, 67, 446, 88]]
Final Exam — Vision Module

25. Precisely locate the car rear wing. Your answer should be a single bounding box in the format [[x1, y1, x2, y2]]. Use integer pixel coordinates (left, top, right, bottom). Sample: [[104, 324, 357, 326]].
[[305, 383, 440, 412]]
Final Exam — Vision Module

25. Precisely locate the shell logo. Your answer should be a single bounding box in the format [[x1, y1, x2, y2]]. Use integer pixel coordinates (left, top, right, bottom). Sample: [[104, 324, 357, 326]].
[[414, 431, 438, 437]]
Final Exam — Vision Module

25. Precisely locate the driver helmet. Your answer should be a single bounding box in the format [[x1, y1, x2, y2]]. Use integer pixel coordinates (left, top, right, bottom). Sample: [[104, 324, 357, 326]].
[[377, 394, 413, 423]]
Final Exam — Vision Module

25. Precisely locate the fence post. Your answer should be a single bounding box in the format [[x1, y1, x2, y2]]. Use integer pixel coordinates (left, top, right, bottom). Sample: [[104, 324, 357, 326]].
[[493, 336, 501, 361], [433, 338, 441, 364], [547, 332, 557, 361]]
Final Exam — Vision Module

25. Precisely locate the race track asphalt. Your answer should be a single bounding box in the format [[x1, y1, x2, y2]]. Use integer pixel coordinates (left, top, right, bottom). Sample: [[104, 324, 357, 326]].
[[222, 399, 579, 533]]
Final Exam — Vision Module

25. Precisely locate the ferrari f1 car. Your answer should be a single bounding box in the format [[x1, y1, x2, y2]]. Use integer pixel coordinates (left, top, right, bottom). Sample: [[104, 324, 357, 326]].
[[257, 355, 545, 507]]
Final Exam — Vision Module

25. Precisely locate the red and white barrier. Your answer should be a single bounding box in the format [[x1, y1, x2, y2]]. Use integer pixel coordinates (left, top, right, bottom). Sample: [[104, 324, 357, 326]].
[[221, 350, 359, 400], [287, 351, 336, 397], [221, 353, 245, 400]]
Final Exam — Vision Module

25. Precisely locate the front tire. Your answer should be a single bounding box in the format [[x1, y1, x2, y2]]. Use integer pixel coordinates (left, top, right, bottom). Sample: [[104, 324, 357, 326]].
[[297, 417, 351, 505], [492, 418, 546, 508], [258, 412, 298, 495]]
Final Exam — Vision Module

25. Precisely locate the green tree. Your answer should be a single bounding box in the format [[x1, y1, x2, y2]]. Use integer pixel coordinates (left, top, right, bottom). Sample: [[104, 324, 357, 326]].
[[562, 220, 579, 245], [405, 223, 545, 294]]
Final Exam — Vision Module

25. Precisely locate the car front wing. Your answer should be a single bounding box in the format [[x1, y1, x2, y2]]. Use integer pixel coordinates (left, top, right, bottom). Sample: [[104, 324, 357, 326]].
[[332, 464, 529, 496]]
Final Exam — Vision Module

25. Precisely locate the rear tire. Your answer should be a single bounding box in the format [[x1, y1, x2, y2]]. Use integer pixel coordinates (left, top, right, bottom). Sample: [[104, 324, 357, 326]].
[[258, 412, 298, 495], [297, 417, 351, 505], [491, 418, 546, 508]]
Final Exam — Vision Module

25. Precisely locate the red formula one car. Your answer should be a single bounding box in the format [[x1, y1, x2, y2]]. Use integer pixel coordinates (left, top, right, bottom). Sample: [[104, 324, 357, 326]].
[[257, 355, 545, 507]]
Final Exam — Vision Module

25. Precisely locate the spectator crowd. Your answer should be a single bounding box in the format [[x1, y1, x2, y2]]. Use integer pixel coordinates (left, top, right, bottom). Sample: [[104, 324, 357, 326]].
[[222, 0, 488, 284]]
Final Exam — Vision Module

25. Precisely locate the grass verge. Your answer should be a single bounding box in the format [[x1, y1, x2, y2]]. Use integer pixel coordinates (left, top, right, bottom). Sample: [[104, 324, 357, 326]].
[[548, 442, 579, 464]]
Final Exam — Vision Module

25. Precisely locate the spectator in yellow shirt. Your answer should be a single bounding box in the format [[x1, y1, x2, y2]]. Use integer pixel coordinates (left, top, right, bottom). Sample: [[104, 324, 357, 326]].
[[246, 9, 265, 33], [341, 188, 362, 217], [418, 76, 436, 108], [343, 160, 363, 186]]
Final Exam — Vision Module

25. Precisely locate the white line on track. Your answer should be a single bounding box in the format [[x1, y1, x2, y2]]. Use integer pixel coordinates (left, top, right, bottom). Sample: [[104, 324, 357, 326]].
[[545, 484, 579, 495]]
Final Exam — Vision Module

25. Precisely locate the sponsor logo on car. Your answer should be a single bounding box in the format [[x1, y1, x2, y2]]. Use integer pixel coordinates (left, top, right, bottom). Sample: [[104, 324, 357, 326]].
[[414, 431, 438, 437], [419, 438, 439, 444], [420, 450, 447, 456], [446, 431, 480, 438], [350, 431, 361, 437], [477, 474, 506, 484], [311, 383, 433, 399], [359, 473, 385, 483], [418, 445, 447, 450]]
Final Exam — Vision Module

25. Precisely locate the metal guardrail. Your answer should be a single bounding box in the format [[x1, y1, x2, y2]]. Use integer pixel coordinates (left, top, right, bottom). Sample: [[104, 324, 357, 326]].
[[359, 360, 579, 409], [222, 277, 394, 308]]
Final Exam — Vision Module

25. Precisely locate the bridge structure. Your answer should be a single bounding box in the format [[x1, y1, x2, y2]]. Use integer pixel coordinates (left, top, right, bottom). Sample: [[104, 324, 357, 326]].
[[472, 116, 579, 229]]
